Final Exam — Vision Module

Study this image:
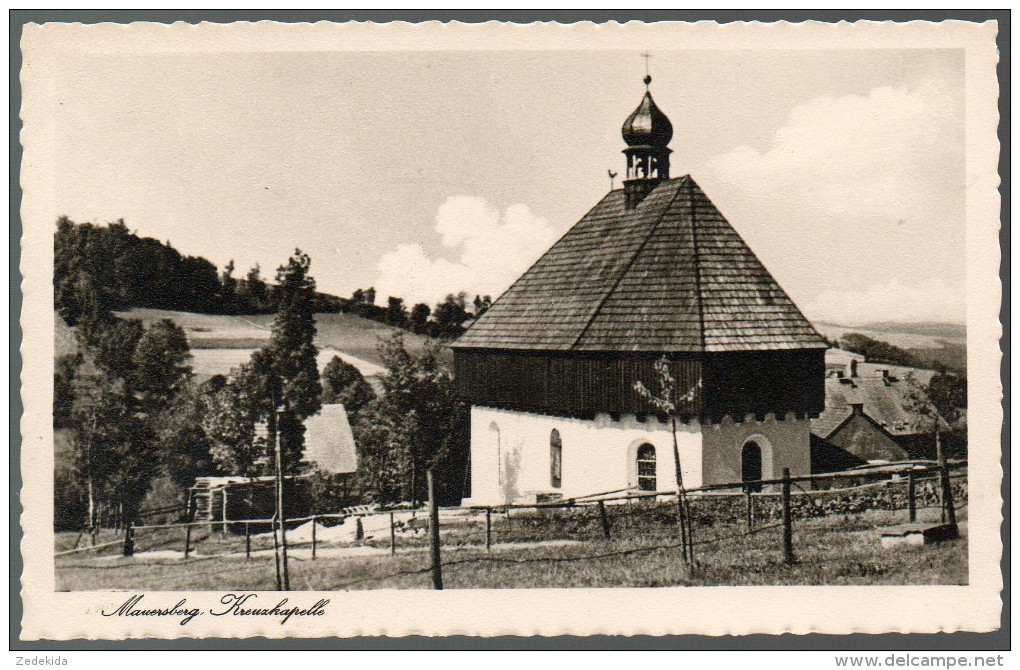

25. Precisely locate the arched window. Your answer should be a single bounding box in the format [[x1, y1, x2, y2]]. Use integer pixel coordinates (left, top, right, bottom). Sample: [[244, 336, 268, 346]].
[[636, 443, 656, 491], [489, 422, 502, 486], [741, 441, 763, 493], [550, 429, 562, 488]]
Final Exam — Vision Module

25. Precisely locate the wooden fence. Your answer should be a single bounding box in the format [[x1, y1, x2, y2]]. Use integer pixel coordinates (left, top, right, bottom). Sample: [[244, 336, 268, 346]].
[[56, 459, 966, 590]]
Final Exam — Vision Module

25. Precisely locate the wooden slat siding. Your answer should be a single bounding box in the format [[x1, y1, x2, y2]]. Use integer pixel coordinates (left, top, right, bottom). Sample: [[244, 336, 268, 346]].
[[455, 350, 703, 418], [699, 348, 826, 420], [453, 175, 826, 353], [455, 348, 824, 420]]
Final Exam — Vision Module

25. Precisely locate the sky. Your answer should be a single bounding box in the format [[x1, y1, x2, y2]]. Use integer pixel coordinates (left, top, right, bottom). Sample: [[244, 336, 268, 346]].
[[50, 48, 966, 326]]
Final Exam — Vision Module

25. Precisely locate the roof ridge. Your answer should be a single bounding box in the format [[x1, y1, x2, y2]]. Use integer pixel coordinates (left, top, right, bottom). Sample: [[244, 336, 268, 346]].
[[687, 178, 707, 351], [687, 178, 826, 348], [568, 177, 690, 350], [455, 188, 621, 347]]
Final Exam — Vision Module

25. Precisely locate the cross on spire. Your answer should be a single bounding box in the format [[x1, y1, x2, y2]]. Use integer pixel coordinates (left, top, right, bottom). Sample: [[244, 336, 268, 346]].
[[641, 52, 652, 86]]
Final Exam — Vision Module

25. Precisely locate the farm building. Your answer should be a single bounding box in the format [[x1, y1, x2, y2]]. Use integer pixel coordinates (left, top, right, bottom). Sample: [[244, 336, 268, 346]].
[[190, 403, 358, 523], [452, 76, 827, 505], [810, 364, 949, 472]]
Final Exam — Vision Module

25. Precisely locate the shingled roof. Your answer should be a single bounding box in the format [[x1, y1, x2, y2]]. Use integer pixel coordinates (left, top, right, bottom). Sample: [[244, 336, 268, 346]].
[[812, 374, 949, 439], [453, 175, 826, 352]]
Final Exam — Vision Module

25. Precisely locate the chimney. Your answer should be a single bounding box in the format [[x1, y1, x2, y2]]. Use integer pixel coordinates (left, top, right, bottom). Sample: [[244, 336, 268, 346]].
[[849, 401, 864, 416], [848, 359, 859, 378]]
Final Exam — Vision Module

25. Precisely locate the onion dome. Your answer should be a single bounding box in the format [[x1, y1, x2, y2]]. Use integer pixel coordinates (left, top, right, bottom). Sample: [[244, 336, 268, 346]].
[[621, 76, 673, 148]]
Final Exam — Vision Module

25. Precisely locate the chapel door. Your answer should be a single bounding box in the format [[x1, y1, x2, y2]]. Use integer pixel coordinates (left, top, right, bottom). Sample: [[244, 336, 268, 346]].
[[741, 442, 763, 493]]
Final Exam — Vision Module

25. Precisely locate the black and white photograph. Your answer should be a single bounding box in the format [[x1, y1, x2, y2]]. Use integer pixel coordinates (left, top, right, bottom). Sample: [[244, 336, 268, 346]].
[[16, 17, 1003, 641]]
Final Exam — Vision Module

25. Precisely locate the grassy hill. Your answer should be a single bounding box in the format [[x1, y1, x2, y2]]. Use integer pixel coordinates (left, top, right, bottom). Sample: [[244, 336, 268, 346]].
[[56, 308, 452, 379]]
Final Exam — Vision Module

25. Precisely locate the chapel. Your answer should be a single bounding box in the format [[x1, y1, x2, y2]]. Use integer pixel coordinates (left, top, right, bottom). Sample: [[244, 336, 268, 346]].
[[452, 75, 827, 505]]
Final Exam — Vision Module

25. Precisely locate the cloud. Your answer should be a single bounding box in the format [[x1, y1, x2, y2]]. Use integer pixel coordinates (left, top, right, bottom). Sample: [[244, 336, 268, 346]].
[[374, 196, 561, 306], [702, 79, 965, 325], [801, 277, 966, 326]]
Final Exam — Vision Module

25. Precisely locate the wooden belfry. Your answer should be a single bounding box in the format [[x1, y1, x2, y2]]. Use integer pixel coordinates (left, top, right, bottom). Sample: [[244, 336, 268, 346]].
[[453, 70, 827, 506]]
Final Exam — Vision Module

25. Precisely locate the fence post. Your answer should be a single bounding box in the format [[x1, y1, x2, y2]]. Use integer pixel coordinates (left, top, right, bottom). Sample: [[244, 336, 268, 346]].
[[939, 459, 959, 538], [122, 522, 134, 557], [427, 469, 443, 590], [907, 470, 917, 523], [311, 515, 317, 560], [598, 500, 611, 539], [184, 493, 196, 558], [781, 468, 794, 565], [485, 508, 492, 552], [245, 521, 251, 559], [389, 512, 396, 557], [745, 490, 753, 532], [221, 488, 229, 534]]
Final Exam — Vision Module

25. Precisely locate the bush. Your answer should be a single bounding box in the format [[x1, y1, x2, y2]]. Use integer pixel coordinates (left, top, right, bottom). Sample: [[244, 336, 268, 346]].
[[306, 468, 361, 514]]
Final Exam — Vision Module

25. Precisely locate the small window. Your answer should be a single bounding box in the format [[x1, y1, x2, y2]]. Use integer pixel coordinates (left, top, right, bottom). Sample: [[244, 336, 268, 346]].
[[550, 429, 562, 488], [637, 443, 656, 491]]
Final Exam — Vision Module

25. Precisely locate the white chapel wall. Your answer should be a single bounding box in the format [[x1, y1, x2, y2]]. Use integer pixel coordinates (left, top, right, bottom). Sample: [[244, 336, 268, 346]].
[[467, 406, 703, 505]]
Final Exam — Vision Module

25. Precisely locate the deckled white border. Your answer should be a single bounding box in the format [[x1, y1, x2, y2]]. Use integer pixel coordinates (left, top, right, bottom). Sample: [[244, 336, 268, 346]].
[[18, 19, 1002, 640]]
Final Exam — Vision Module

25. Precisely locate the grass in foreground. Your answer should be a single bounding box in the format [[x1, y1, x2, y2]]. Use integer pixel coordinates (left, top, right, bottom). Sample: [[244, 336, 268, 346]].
[[56, 507, 966, 591]]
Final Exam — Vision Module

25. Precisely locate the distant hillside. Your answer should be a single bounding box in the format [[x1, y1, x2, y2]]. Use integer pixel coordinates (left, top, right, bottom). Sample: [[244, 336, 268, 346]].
[[815, 321, 966, 375], [858, 321, 966, 343], [815, 320, 966, 349]]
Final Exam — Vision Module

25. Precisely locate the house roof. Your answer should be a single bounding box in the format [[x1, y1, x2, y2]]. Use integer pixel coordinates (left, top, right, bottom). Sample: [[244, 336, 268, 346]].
[[811, 374, 948, 439], [453, 176, 826, 353], [302, 404, 358, 474], [825, 348, 866, 366]]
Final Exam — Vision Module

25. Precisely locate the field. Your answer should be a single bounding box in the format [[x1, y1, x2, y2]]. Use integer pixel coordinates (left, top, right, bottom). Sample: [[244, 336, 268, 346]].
[[56, 307, 450, 379], [56, 502, 966, 591]]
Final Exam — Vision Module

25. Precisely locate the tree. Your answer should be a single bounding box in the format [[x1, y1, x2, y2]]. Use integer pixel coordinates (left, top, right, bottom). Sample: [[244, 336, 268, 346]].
[[86, 317, 144, 382], [433, 292, 470, 338], [240, 263, 268, 312], [472, 294, 492, 317], [155, 381, 219, 493], [220, 260, 238, 312], [352, 399, 415, 503], [320, 355, 375, 419], [927, 372, 967, 421], [232, 250, 322, 474], [356, 332, 470, 505], [69, 367, 132, 531], [266, 250, 321, 470], [180, 255, 222, 313], [903, 371, 966, 460], [840, 332, 923, 369], [67, 272, 117, 342], [409, 303, 431, 333], [386, 296, 408, 327], [54, 218, 123, 326], [202, 366, 265, 479], [634, 355, 700, 565], [132, 318, 192, 415], [54, 353, 82, 430]]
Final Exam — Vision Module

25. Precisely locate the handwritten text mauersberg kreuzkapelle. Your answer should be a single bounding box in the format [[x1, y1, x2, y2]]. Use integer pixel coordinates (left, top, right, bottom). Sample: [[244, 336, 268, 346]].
[[101, 593, 330, 626]]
